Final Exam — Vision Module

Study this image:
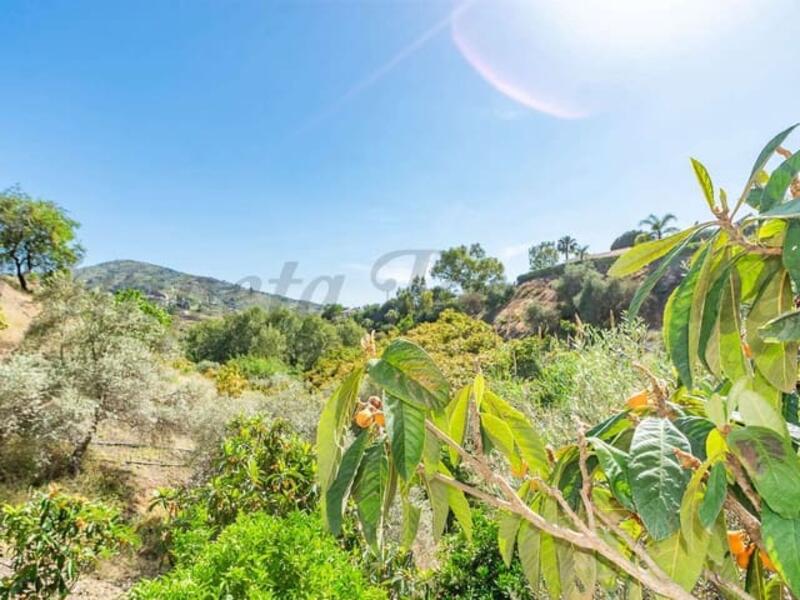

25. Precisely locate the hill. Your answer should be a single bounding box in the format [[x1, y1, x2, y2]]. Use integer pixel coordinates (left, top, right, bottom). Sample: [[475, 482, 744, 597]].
[[0, 278, 39, 357], [75, 260, 317, 320]]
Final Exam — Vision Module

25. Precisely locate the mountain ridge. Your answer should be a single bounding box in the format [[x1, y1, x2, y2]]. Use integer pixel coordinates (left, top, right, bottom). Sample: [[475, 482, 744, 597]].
[[75, 259, 318, 318]]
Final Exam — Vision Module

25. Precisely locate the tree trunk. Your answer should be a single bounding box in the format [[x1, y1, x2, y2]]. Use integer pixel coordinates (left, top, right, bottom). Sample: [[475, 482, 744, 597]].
[[14, 259, 27, 291], [69, 406, 101, 474]]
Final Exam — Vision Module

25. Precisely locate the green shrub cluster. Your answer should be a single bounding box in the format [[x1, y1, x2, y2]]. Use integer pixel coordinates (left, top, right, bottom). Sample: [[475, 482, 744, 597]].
[[0, 489, 135, 599], [130, 511, 386, 600]]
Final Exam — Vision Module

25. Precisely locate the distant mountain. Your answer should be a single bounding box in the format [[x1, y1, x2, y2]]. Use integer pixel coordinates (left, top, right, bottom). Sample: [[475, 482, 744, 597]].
[[75, 260, 317, 318]]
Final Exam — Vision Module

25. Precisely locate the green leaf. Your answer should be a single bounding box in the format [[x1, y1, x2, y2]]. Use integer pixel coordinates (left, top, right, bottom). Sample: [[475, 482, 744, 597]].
[[401, 495, 421, 550], [699, 462, 727, 528], [690, 158, 715, 211], [498, 511, 522, 568], [762, 198, 800, 218], [674, 416, 715, 461], [484, 391, 549, 476], [481, 412, 520, 469], [628, 229, 700, 319], [719, 270, 749, 382], [664, 243, 710, 389], [761, 150, 800, 212], [745, 270, 797, 392], [649, 530, 708, 592], [728, 426, 800, 518], [324, 429, 369, 535], [760, 310, 800, 342], [609, 228, 699, 278], [368, 339, 450, 411], [628, 418, 692, 541], [517, 521, 541, 591], [446, 482, 472, 541], [589, 437, 634, 510], [422, 427, 441, 476], [679, 463, 712, 552], [385, 395, 425, 480], [750, 124, 798, 178], [447, 384, 471, 464], [317, 367, 364, 497], [698, 264, 730, 375], [353, 442, 389, 547], [540, 498, 561, 598], [762, 504, 800, 597], [427, 477, 449, 541], [784, 220, 800, 290], [731, 378, 788, 437]]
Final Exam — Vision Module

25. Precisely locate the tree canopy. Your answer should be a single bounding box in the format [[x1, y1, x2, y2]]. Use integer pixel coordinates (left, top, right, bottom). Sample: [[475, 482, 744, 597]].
[[431, 243, 505, 293], [0, 188, 83, 291]]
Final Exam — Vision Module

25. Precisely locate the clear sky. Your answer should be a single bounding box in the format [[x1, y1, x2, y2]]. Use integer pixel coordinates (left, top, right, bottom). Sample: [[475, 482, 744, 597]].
[[1, 0, 799, 305]]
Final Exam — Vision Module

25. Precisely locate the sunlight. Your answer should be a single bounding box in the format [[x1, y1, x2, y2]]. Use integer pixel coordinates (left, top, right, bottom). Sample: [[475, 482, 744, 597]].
[[451, 0, 757, 118]]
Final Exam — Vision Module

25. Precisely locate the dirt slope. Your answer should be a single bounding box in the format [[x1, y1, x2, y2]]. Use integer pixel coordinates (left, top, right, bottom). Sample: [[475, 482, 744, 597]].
[[0, 279, 39, 357]]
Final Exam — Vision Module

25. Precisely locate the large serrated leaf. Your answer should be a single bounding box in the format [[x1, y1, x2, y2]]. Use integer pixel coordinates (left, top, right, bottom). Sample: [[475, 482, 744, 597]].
[[368, 339, 450, 411], [385, 395, 425, 480], [325, 429, 369, 534], [728, 426, 800, 518], [317, 367, 364, 495], [609, 228, 699, 278], [762, 505, 800, 597], [664, 243, 711, 388], [699, 461, 727, 528], [427, 477, 449, 541], [353, 442, 389, 547], [517, 520, 541, 591], [628, 418, 692, 541], [649, 530, 708, 592], [498, 511, 522, 568]]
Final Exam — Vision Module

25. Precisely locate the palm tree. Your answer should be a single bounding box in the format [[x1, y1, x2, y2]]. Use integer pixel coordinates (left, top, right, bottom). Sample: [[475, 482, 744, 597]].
[[577, 245, 590, 260], [639, 213, 679, 240], [557, 236, 579, 262]]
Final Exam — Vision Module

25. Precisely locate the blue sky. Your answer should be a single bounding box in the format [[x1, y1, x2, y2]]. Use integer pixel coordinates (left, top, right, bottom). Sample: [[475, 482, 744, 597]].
[[1, 0, 799, 305]]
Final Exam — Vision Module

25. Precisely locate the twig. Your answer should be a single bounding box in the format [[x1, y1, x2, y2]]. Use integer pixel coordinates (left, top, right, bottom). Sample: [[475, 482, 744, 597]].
[[575, 420, 596, 531]]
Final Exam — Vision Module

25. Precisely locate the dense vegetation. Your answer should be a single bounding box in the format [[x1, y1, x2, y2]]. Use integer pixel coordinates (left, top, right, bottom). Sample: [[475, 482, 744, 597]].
[[2, 127, 800, 599]]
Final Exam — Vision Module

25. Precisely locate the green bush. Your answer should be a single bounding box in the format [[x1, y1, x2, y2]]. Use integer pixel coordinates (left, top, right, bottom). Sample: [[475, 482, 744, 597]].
[[227, 354, 288, 380], [428, 510, 531, 599], [554, 262, 635, 327], [130, 511, 386, 600], [155, 417, 316, 536], [0, 489, 135, 599], [506, 335, 550, 380], [184, 307, 287, 364]]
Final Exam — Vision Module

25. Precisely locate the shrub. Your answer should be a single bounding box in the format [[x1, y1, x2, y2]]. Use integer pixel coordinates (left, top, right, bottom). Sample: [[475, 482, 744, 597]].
[[184, 307, 287, 364], [227, 354, 288, 380], [130, 512, 386, 600], [428, 510, 530, 599], [0, 489, 135, 599], [554, 262, 635, 327], [114, 288, 172, 327], [404, 309, 505, 385], [524, 302, 560, 334], [212, 363, 248, 397], [609, 229, 644, 250], [506, 335, 549, 379], [156, 417, 316, 535]]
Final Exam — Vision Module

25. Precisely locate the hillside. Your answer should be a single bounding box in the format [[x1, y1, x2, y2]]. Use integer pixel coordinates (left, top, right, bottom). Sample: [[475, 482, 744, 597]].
[[75, 260, 317, 319], [0, 278, 39, 357]]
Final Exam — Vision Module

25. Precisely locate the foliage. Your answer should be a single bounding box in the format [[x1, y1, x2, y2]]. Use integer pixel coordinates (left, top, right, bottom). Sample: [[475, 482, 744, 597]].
[[318, 127, 800, 600], [524, 302, 560, 334], [184, 306, 287, 363], [428, 510, 531, 599], [431, 243, 506, 294], [404, 309, 506, 386], [610, 229, 644, 250], [130, 511, 386, 600], [226, 354, 288, 380], [114, 288, 173, 326], [527, 241, 559, 271], [155, 417, 317, 536], [0, 489, 135, 599], [639, 212, 679, 240], [0, 187, 83, 291], [554, 262, 636, 328], [211, 362, 248, 397], [184, 305, 362, 371], [556, 235, 579, 262], [352, 277, 459, 334]]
